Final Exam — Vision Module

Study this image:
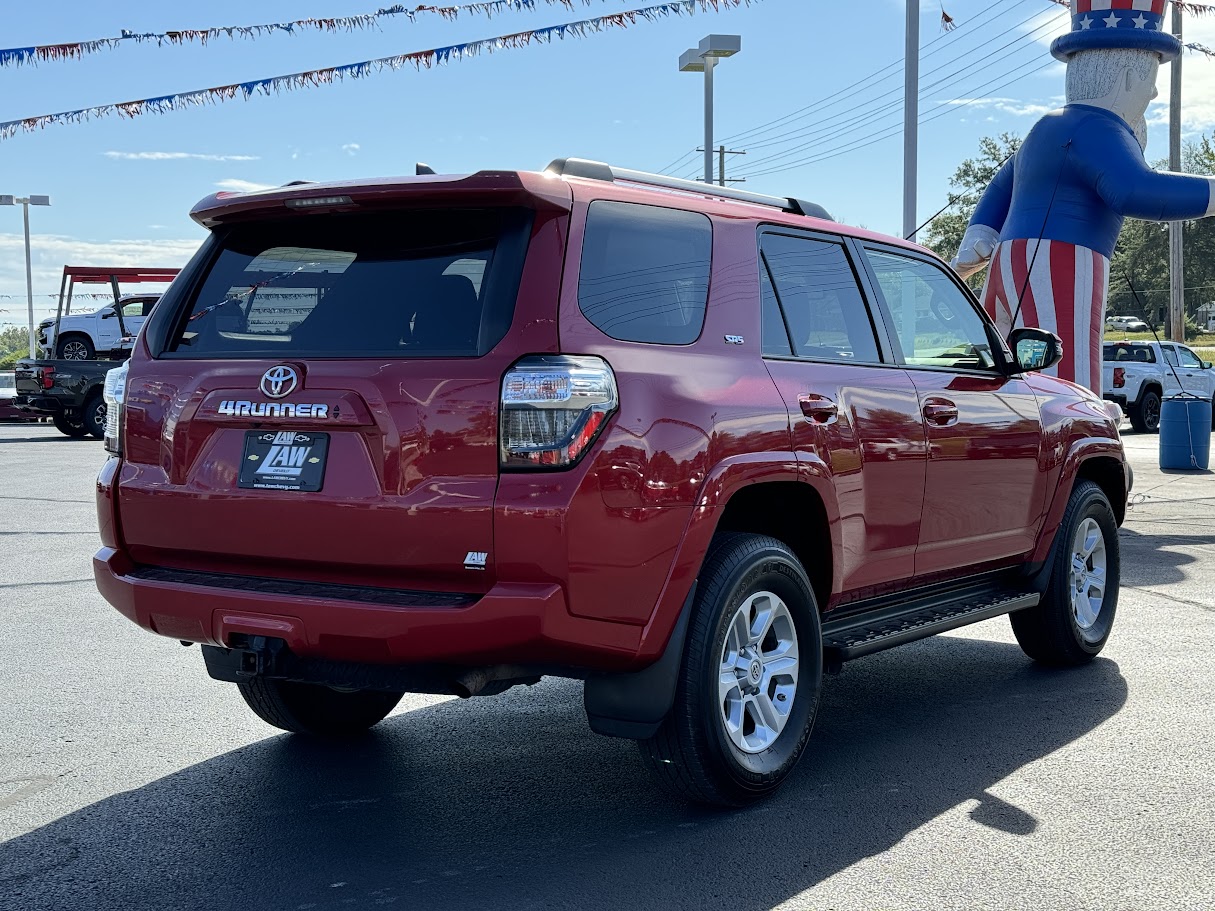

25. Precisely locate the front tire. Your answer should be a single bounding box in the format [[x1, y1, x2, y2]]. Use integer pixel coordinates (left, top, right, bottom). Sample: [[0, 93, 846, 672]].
[[1129, 388, 1161, 433], [639, 533, 823, 807], [237, 678, 403, 737], [1011, 480, 1119, 666], [56, 335, 95, 360], [52, 412, 88, 438]]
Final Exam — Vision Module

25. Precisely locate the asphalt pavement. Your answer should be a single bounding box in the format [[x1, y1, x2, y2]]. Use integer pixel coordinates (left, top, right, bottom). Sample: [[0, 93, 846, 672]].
[[1, 422, 1213, 911]]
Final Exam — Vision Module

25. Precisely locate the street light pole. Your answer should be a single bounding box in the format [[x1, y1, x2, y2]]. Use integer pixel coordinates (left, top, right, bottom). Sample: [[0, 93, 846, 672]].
[[680, 35, 741, 185], [22, 201, 35, 358], [704, 56, 716, 185], [0, 193, 51, 358]]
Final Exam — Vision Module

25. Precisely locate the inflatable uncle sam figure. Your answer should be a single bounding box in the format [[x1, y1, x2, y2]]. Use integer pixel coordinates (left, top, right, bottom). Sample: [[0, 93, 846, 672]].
[[953, 0, 1215, 395]]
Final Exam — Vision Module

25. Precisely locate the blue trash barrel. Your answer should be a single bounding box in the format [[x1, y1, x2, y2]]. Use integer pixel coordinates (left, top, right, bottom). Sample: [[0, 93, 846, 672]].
[[1159, 397, 1213, 470]]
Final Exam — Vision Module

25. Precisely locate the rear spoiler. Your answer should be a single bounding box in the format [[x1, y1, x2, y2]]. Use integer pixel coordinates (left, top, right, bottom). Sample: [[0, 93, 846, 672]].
[[190, 171, 573, 228]]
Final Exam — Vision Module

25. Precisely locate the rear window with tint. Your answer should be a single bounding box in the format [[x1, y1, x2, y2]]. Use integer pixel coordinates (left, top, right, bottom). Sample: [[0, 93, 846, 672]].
[[166, 209, 531, 358], [578, 201, 711, 345], [1103, 343, 1155, 363]]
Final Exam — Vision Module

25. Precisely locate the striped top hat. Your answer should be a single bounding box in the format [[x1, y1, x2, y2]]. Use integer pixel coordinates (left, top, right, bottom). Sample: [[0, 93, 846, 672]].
[[1052, 0, 1181, 62]]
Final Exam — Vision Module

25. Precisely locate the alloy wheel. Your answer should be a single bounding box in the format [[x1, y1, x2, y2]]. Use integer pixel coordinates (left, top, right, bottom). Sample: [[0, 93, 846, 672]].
[[718, 591, 799, 754], [1069, 517, 1107, 632]]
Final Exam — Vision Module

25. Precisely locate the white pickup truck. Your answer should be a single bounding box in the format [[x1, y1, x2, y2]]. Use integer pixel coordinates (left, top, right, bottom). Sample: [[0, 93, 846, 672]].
[[37, 294, 158, 360], [1103, 340, 1215, 433]]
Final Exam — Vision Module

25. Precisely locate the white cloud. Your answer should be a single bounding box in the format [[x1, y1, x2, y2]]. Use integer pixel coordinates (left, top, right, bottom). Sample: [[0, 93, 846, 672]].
[[105, 151, 260, 162], [941, 97, 1057, 117], [214, 178, 277, 193], [341, 143, 360, 156], [0, 233, 202, 325], [1154, 16, 1215, 136]]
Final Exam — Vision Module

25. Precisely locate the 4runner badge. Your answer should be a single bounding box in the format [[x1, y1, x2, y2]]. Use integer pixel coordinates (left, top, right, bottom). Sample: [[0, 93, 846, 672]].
[[218, 401, 330, 419], [464, 551, 489, 571]]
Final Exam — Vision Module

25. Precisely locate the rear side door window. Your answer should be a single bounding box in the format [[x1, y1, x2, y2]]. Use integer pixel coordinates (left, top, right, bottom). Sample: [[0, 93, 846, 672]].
[[862, 249, 998, 372], [759, 233, 881, 363], [578, 201, 711, 345]]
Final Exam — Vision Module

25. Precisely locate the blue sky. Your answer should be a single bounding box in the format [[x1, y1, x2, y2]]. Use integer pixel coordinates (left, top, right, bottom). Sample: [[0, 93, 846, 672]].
[[2, 0, 1213, 326]]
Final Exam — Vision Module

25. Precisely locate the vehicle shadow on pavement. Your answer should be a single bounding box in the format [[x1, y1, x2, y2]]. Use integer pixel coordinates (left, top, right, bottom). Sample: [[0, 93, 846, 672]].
[[0, 434, 96, 444], [1119, 526, 1215, 587], [0, 637, 1127, 911]]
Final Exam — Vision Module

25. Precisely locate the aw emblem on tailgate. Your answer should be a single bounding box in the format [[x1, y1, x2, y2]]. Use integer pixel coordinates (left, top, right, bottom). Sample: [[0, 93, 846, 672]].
[[464, 551, 489, 571]]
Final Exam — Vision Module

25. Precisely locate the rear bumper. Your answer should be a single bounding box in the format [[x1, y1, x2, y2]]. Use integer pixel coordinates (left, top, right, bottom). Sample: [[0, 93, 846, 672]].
[[14, 394, 67, 415], [1103, 393, 1128, 412], [93, 546, 645, 671]]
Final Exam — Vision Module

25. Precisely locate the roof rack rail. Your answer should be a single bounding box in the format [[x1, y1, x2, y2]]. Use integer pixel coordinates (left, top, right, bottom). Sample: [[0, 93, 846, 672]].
[[544, 157, 833, 221]]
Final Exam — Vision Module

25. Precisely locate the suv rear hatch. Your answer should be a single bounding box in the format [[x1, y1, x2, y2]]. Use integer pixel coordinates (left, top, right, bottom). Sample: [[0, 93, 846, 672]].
[[116, 174, 571, 593]]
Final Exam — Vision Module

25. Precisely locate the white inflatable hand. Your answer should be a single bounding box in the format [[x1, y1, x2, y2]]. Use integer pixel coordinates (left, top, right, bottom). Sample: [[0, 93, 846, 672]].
[[950, 224, 1001, 280]]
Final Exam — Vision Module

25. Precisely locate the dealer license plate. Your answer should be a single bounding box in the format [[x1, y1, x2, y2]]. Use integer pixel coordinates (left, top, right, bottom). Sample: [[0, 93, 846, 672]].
[[238, 431, 330, 492]]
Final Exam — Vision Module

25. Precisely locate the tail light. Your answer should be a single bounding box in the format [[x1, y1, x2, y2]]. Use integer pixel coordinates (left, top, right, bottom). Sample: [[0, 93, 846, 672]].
[[500, 355, 618, 469], [38, 365, 55, 389], [102, 362, 129, 456], [1113, 367, 1126, 389]]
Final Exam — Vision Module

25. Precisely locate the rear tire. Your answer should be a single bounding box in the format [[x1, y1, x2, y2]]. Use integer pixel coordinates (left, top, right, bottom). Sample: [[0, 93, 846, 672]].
[[1129, 388, 1161, 433], [639, 533, 823, 807], [82, 393, 106, 439], [52, 412, 88, 438], [237, 678, 403, 737], [1010, 480, 1119, 666]]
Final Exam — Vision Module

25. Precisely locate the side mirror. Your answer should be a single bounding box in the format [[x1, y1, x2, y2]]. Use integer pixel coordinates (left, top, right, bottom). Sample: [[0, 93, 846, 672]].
[[101, 309, 118, 319], [1008, 327, 1064, 373], [1205, 361, 1213, 370]]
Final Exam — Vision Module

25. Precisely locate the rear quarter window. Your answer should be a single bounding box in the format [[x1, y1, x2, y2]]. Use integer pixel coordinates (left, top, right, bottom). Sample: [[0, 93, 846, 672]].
[[577, 201, 711, 345]]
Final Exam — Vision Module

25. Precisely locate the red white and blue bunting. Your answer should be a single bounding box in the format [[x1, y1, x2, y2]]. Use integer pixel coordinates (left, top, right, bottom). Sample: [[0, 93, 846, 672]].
[[0, 1, 662, 68], [0, 1, 756, 141]]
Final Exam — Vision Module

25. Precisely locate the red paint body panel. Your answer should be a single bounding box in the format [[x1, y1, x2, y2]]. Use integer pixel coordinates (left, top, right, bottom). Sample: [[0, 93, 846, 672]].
[[764, 360, 927, 597], [95, 168, 1130, 676], [909, 371, 1048, 576]]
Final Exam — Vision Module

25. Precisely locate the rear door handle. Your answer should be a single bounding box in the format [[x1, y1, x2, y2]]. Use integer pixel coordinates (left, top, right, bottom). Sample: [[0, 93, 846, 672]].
[[923, 400, 959, 426], [798, 394, 838, 424]]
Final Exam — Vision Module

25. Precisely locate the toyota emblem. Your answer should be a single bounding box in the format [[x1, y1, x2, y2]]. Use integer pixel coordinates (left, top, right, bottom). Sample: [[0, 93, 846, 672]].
[[259, 366, 299, 399]]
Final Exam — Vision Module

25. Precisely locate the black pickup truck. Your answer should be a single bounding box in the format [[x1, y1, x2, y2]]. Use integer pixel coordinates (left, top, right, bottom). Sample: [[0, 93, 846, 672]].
[[13, 358, 120, 438]]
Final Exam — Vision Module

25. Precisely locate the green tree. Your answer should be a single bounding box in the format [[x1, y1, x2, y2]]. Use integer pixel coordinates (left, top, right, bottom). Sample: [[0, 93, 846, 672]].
[[922, 133, 1022, 289], [0, 325, 29, 356]]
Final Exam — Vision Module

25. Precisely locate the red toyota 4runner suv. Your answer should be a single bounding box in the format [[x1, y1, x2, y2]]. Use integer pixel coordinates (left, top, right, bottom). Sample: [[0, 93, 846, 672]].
[[94, 159, 1130, 806]]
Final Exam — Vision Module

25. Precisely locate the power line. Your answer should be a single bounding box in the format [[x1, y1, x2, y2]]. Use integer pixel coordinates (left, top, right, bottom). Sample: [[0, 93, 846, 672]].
[[672, 3, 1061, 181], [718, 0, 1028, 148], [729, 49, 1054, 179], [736, 6, 1058, 159], [738, 56, 1055, 180]]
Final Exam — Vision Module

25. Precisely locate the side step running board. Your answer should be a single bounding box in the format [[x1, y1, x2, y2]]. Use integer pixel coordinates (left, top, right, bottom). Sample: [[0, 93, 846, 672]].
[[822, 587, 1040, 662]]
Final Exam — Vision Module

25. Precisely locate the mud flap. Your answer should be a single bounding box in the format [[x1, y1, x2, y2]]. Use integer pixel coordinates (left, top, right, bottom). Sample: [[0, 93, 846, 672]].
[[583, 582, 696, 740]]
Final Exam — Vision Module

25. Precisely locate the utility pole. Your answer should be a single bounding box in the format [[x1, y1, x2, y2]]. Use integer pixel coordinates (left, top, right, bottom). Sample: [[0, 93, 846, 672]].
[[903, 0, 920, 241], [1168, 4, 1185, 341], [699, 145, 747, 185]]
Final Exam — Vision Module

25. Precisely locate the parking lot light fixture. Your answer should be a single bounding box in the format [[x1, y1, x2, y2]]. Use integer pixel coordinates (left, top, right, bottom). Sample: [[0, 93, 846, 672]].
[[1, 194, 52, 358], [679, 34, 741, 185]]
